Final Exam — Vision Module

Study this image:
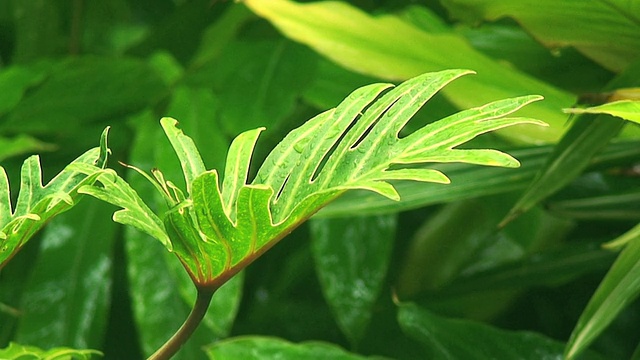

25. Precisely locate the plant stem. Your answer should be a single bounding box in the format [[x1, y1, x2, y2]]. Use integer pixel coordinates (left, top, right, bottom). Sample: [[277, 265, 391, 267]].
[[148, 288, 215, 360]]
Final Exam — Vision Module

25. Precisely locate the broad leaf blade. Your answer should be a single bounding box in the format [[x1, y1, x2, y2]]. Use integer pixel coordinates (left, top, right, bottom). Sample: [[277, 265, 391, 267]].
[[205, 336, 377, 360], [398, 303, 603, 360], [14, 199, 116, 350], [244, 0, 575, 143], [310, 214, 396, 345], [440, 0, 640, 72]]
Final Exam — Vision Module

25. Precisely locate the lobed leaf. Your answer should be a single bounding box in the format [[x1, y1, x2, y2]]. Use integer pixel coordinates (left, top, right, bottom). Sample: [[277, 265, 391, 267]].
[[0, 127, 110, 269], [0, 342, 101, 359], [82, 70, 545, 290]]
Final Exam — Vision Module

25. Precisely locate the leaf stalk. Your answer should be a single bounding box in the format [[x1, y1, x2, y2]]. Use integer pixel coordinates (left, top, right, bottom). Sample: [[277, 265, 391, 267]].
[[148, 287, 215, 360]]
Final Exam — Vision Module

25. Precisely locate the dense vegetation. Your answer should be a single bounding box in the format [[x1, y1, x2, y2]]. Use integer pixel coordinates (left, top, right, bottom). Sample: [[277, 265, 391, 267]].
[[1, 1, 639, 359]]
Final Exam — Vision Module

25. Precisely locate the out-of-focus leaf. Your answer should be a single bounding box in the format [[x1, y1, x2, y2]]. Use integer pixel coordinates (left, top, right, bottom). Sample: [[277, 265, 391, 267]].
[[10, 1, 63, 62], [501, 63, 640, 226], [441, 242, 616, 295], [0, 342, 101, 360], [0, 135, 54, 162], [565, 100, 640, 124], [398, 302, 603, 360], [1, 57, 165, 134], [0, 128, 110, 269], [205, 336, 380, 360], [396, 196, 571, 309], [603, 222, 640, 250], [244, 0, 575, 143], [309, 214, 396, 345], [188, 38, 317, 135], [0, 64, 48, 115], [440, 0, 640, 72], [548, 188, 640, 220], [14, 199, 115, 349], [565, 234, 640, 359]]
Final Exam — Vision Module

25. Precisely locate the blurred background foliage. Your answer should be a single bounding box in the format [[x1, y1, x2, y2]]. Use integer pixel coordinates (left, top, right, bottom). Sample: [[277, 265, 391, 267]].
[[0, 0, 639, 359]]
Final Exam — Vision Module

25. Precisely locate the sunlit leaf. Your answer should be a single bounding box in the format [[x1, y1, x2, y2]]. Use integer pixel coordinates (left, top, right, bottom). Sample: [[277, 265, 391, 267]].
[[565, 100, 640, 124], [0, 342, 100, 360], [244, 0, 574, 143], [80, 70, 545, 291], [440, 0, 640, 72], [0, 127, 110, 269]]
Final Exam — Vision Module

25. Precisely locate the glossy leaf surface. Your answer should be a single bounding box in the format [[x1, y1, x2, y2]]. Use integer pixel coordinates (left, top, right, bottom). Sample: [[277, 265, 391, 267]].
[[310, 214, 396, 344], [398, 303, 602, 360]]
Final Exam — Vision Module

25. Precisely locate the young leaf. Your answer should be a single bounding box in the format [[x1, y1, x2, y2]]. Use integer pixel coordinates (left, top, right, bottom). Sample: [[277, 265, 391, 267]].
[[80, 70, 545, 290], [0, 342, 101, 359], [0, 127, 110, 270]]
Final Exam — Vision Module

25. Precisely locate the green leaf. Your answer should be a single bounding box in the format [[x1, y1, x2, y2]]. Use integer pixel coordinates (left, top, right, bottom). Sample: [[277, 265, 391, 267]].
[[122, 111, 241, 359], [14, 199, 116, 350], [501, 62, 640, 226], [0, 134, 54, 163], [1, 57, 165, 134], [244, 0, 574, 143], [565, 100, 640, 124], [398, 302, 603, 360], [310, 214, 396, 345], [0, 127, 110, 269], [317, 140, 640, 217], [83, 70, 544, 290], [205, 336, 379, 360], [0, 342, 101, 360], [565, 233, 640, 359], [0, 64, 48, 116], [440, 0, 640, 72]]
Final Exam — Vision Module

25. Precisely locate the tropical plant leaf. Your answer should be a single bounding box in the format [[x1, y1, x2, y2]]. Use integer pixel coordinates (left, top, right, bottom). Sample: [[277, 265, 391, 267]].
[[79, 70, 545, 289], [398, 302, 603, 360], [0, 127, 110, 270], [243, 0, 574, 144], [0, 342, 101, 360], [565, 100, 640, 124], [310, 214, 396, 345], [565, 232, 640, 359], [205, 336, 379, 360], [0, 134, 55, 163], [439, 0, 640, 72]]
